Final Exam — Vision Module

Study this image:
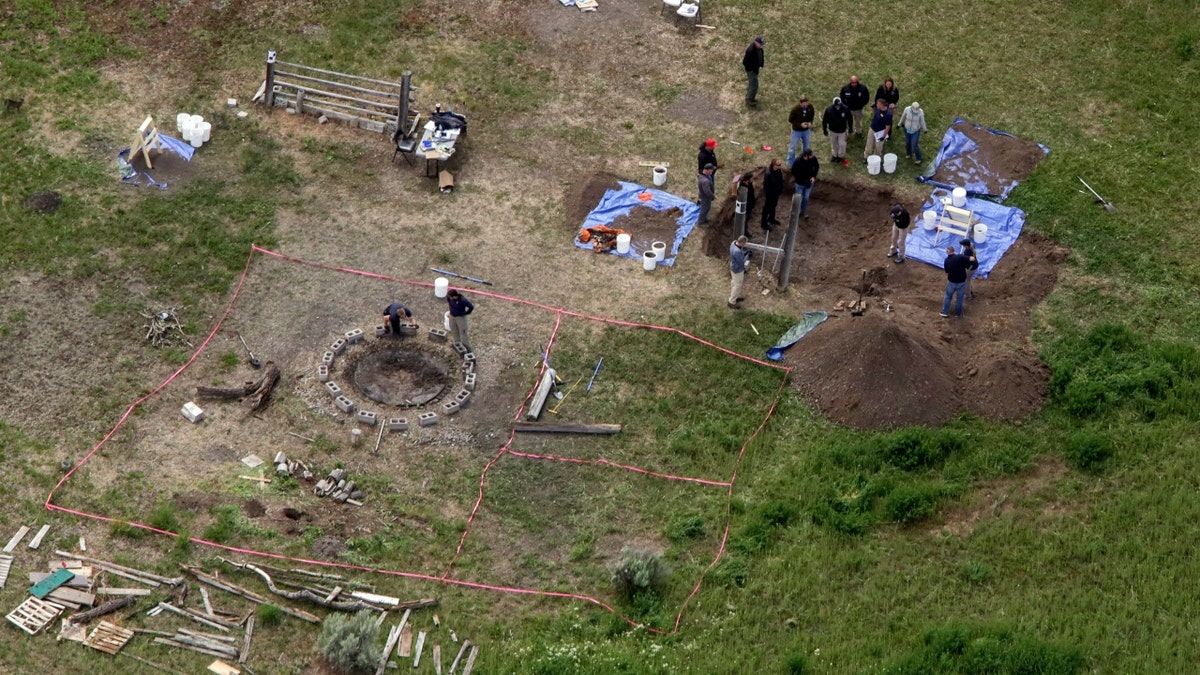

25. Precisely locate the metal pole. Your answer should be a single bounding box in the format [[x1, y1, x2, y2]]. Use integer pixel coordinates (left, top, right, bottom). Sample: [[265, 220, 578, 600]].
[[265, 51, 277, 108], [395, 71, 412, 142], [777, 193, 802, 291], [733, 184, 748, 238]]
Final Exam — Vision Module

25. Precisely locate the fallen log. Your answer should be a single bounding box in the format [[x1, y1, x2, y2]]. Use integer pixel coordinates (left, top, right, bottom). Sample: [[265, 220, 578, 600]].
[[54, 550, 183, 586], [68, 595, 136, 625], [196, 362, 281, 413], [513, 422, 622, 434], [215, 558, 419, 613], [182, 565, 320, 624]]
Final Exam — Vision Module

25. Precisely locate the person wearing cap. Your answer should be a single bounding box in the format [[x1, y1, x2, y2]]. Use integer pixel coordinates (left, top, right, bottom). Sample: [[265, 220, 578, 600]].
[[875, 77, 900, 111], [697, 163, 716, 226], [697, 138, 718, 174], [898, 101, 927, 164], [728, 235, 752, 309], [445, 289, 475, 350], [887, 204, 910, 263], [742, 36, 765, 106], [382, 301, 413, 336], [863, 98, 893, 162], [787, 95, 815, 165], [960, 237, 979, 298], [789, 148, 819, 219], [822, 96, 852, 166], [839, 75, 871, 136], [761, 158, 784, 232], [941, 245, 975, 318]]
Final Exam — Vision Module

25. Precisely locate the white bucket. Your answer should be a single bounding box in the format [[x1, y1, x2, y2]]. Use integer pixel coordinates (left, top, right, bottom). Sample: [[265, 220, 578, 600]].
[[973, 223, 988, 244], [176, 112, 190, 132], [199, 121, 211, 142], [434, 277, 449, 298], [189, 132, 203, 148], [443, 311, 451, 331], [643, 250, 657, 271], [883, 153, 898, 173], [616, 233, 631, 254], [651, 241, 667, 261], [180, 119, 196, 139], [867, 155, 881, 175], [952, 187, 967, 207], [923, 210, 937, 230], [190, 114, 204, 126], [652, 165, 667, 187]]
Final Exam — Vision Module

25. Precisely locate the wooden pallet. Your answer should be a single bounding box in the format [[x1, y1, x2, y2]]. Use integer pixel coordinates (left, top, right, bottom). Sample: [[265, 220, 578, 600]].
[[85, 620, 135, 654], [6, 596, 65, 635], [0, 555, 12, 589]]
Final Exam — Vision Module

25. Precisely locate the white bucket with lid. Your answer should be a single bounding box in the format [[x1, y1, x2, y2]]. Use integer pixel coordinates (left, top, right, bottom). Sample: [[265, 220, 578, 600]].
[[652, 165, 667, 186], [651, 241, 667, 261], [643, 250, 657, 271], [952, 187, 967, 207], [923, 210, 937, 230], [883, 153, 898, 173], [176, 112, 190, 132], [434, 277, 449, 298], [616, 233, 631, 254], [188, 133, 203, 148], [199, 121, 212, 142], [973, 223, 988, 244], [867, 155, 881, 175]]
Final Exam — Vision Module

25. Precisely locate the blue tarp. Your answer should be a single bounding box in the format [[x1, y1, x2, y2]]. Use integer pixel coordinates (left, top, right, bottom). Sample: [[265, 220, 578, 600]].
[[117, 134, 195, 189], [574, 181, 700, 266], [902, 191, 1027, 278], [918, 118, 1049, 201], [766, 311, 828, 361]]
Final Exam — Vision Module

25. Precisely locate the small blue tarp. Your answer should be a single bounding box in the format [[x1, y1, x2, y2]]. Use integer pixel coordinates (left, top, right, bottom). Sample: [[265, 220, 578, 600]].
[[903, 192, 1027, 278], [117, 134, 195, 189], [918, 118, 1049, 200], [574, 181, 700, 266], [766, 311, 828, 361]]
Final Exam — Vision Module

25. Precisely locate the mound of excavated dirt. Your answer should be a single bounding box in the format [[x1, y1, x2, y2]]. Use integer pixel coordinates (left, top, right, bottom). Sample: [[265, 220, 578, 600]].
[[696, 173, 1065, 430], [927, 120, 1047, 196], [564, 171, 621, 230]]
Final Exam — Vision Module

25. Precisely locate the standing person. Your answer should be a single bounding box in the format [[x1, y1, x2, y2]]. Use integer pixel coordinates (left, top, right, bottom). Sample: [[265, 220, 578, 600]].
[[760, 158, 784, 232], [898, 101, 927, 164], [790, 148, 819, 219], [728, 235, 752, 309], [961, 238, 979, 298], [446, 289, 474, 350], [737, 172, 757, 236], [382, 301, 413, 335], [697, 163, 716, 226], [787, 95, 814, 165], [887, 204, 910, 263], [742, 36, 765, 106], [875, 77, 900, 110], [941, 246, 973, 318], [822, 96, 852, 166], [863, 98, 893, 162], [839, 75, 871, 136], [697, 138, 718, 174]]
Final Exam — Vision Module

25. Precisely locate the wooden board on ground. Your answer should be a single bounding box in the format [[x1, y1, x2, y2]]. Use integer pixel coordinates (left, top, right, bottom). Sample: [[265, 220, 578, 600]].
[[3, 526, 30, 553], [85, 621, 135, 654], [638, 161, 670, 167], [30, 568, 75, 599], [47, 586, 96, 607], [27, 524, 50, 549], [398, 624, 413, 657], [0, 555, 11, 589], [209, 661, 241, 675], [7, 596, 65, 635], [513, 422, 622, 434]]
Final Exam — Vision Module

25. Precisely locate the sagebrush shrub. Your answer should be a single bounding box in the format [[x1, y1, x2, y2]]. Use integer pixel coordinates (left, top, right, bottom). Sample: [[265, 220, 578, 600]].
[[317, 610, 381, 674], [612, 547, 669, 597]]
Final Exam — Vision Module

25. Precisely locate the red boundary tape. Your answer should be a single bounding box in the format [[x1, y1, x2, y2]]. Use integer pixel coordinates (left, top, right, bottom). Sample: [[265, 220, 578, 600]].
[[44, 244, 791, 635]]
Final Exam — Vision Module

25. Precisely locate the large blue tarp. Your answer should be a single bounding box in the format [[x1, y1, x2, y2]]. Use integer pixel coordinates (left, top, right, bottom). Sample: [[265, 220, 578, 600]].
[[918, 118, 1049, 200], [574, 181, 700, 266], [766, 311, 828, 361], [903, 190, 1027, 278]]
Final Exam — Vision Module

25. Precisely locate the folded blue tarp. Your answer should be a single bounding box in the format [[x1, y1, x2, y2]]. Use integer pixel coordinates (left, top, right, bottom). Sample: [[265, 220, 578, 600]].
[[574, 181, 700, 266], [766, 311, 828, 361], [903, 192, 1027, 278], [918, 118, 1049, 201]]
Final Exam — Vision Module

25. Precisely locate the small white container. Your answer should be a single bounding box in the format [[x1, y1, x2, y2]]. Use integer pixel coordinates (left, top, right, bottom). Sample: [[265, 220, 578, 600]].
[[434, 277, 449, 298], [643, 250, 657, 271], [616, 233, 631, 254], [867, 155, 881, 175], [651, 241, 667, 261], [882, 153, 898, 173], [652, 165, 668, 186], [952, 187, 967, 207], [923, 210, 937, 230]]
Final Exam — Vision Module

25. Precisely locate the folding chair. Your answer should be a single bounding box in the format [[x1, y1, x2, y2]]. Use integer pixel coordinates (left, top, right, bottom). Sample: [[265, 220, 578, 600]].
[[661, 0, 682, 14], [391, 114, 421, 166]]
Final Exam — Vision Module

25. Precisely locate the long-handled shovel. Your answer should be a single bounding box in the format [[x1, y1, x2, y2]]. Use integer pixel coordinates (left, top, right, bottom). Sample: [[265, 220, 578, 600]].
[[237, 332, 262, 369], [1078, 176, 1116, 212]]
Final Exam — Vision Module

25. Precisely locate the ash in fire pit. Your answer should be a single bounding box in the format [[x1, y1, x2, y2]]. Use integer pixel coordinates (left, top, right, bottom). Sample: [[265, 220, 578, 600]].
[[350, 347, 453, 407]]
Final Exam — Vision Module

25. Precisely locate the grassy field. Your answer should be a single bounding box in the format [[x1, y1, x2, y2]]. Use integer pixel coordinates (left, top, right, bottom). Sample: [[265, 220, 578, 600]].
[[3, 0, 1200, 673]]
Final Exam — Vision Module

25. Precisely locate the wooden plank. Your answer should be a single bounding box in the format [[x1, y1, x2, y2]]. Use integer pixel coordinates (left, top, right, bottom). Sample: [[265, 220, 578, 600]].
[[200, 587, 214, 615], [638, 161, 671, 167], [275, 61, 404, 89], [153, 636, 229, 659], [375, 624, 402, 675], [277, 82, 399, 114], [449, 640, 471, 675], [273, 70, 398, 101], [350, 590, 401, 607], [179, 628, 239, 644], [525, 369, 556, 421], [96, 587, 152, 597], [30, 572, 90, 589], [239, 615, 254, 665], [54, 550, 181, 585], [157, 603, 232, 632], [513, 422, 623, 434], [433, 644, 442, 675], [323, 585, 343, 603], [30, 568, 75, 598], [397, 624, 413, 657], [27, 524, 50, 549], [413, 631, 427, 668], [84, 621, 135, 654], [0, 555, 13, 589], [4, 526, 30, 552], [207, 660, 241, 675], [461, 646, 479, 675], [6, 596, 64, 635], [47, 586, 96, 607]]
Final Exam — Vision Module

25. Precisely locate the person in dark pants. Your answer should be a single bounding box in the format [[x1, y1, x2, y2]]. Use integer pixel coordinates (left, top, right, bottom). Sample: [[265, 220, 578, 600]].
[[742, 36, 765, 106], [787, 95, 814, 165], [697, 138, 718, 174], [941, 246, 975, 317], [697, 163, 716, 225], [382, 301, 412, 335], [446, 289, 474, 350], [737, 172, 757, 236], [839, 75, 871, 136], [790, 149, 819, 219], [887, 204, 910, 263], [761, 158, 784, 232], [875, 77, 900, 111], [822, 96, 852, 165], [961, 237, 980, 298]]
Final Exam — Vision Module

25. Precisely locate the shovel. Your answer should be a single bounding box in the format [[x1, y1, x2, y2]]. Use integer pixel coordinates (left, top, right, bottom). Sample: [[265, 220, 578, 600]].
[[1078, 176, 1116, 212], [237, 332, 262, 369]]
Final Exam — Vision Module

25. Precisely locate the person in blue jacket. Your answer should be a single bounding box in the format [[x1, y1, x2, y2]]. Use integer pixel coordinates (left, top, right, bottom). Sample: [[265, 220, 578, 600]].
[[446, 289, 474, 350]]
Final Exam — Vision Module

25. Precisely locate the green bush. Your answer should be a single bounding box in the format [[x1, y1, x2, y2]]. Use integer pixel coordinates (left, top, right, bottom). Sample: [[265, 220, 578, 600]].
[[874, 428, 964, 471], [109, 521, 145, 539], [783, 652, 810, 674], [810, 478, 876, 536], [257, 603, 284, 627], [1064, 429, 1115, 472], [710, 556, 749, 588], [612, 547, 669, 598], [147, 502, 181, 533], [881, 483, 944, 525], [884, 622, 1085, 674], [666, 512, 706, 542], [204, 504, 241, 544], [317, 610, 381, 674]]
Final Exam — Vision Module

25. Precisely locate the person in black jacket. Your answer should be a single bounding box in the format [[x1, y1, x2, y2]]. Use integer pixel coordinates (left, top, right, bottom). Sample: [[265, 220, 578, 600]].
[[822, 96, 853, 165], [839, 75, 871, 136], [875, 77, 900, 110], [697, 138, 718, 174], [887, 204, 910, 263], [742, 36, 765, 106], [789, 149, 819, 219], [760, 159, 784, 232], [941, 246, 975, 317]]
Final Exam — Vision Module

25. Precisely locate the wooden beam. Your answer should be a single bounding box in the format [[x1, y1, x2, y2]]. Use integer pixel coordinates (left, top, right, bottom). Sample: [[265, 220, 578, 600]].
[[274, 61, 404, 89], [513, 422, 623, 434], [526, 369, 556, 421], [274, 70, 397, 100]]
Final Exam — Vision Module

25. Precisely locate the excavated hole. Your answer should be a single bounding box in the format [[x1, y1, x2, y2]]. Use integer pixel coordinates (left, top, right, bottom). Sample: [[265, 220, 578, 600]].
[[345, 344, 454, 408]]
